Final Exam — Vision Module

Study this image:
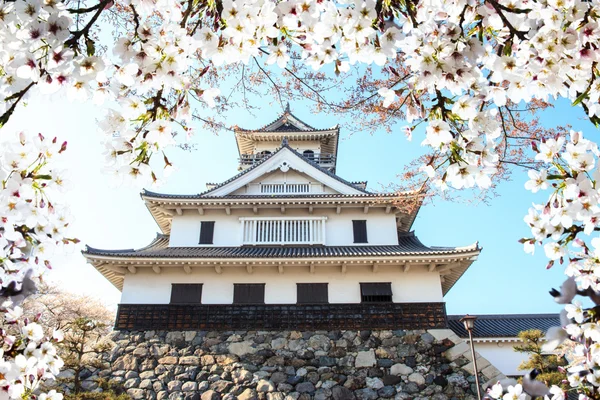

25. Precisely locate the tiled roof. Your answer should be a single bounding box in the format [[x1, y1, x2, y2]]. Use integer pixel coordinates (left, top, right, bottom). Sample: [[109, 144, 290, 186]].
[[141, 143, 371, 199], [142, 193, 400, 200], [83, 232, 480, 259], [447, 314, 560, 338], [236, 104, 337, 133]]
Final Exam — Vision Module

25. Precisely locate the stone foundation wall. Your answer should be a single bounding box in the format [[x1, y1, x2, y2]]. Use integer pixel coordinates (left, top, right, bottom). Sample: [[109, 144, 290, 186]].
[[74, 329, 504, 400]]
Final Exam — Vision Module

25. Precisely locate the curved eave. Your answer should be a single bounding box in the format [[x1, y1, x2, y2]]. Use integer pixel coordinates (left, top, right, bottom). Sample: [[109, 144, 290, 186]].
[[82, 246, 480, 295]]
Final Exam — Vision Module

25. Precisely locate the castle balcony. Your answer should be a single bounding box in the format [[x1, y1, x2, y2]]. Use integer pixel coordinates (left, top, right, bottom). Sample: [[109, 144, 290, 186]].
[[240, 217, 327, 246], [240, 152, 336, 167]]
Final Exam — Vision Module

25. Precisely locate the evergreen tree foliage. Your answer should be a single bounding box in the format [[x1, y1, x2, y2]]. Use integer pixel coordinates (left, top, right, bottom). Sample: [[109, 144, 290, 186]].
[[513, 329, 567, 388]]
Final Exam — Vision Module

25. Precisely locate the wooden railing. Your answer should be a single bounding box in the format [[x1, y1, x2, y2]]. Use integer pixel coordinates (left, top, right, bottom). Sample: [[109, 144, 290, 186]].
[[260, 183, 310, 194], [239, 153, 335, 165], [240, 217, 326, 245], [115, 302, 448, 331]]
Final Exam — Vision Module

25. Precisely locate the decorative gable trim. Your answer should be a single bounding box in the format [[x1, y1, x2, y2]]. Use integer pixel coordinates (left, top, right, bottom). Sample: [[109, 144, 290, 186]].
[[207, 145, 366, 197]]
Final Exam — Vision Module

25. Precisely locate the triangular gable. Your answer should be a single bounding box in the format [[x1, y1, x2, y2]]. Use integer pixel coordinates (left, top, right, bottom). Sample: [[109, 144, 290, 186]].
[[230, 168, 339, 195], [204, 146, 366, 197], [262, 113, 315, 132]]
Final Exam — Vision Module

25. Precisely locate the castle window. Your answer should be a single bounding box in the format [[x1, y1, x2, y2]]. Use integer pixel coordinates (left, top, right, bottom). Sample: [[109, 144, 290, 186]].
[[352, 220, 368, 243], [303, 150, 315, 161], [233, 284, 265, 304], [170, 284, 203, 304], [360, 283, 392, 303], [297, 283, 328, 304], [199, 221, 215, 244], [257, 150, 272, 159]]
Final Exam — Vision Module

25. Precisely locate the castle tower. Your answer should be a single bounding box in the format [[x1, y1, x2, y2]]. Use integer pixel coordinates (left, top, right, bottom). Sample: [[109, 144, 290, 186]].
[[83, 106, 480, 331]]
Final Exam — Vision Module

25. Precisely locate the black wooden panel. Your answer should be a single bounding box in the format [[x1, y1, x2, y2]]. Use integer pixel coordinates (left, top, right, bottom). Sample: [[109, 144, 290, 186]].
[[233, 284, 265, 304], [199, 221, 215, 244], [352, 220, 368, 243], [115, 302, 448, 331], [297, 283, 328, 304], [170, 284, 203, 304]]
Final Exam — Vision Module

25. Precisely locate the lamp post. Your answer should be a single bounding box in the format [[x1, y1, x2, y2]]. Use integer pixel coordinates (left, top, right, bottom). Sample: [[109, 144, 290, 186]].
[[460, 314, 481, 400]]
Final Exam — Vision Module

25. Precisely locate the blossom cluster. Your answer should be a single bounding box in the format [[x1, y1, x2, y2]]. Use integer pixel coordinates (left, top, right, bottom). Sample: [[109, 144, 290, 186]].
[[0, 0, 106, 115], [3, 0, 600, 188], [0, 303, 64, 399], [376, 0, 600, 192], [521, 131, 600, 398], [0, 132, 76, 286]]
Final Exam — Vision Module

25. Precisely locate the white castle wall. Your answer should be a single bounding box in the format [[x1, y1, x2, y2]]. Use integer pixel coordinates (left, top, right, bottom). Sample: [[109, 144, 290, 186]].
[[168, 207, 399, 247], [474, 341, 529, 377], [120, 264, 444, 304]]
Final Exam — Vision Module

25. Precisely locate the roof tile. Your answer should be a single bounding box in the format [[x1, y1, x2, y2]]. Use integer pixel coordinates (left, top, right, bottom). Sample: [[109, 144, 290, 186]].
[[447, 314, 560, 338]]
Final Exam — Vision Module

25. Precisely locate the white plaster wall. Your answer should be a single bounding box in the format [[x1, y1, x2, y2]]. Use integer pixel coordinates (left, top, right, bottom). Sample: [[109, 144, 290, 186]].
[[474, 342, 528, 377], [168, 208, 398, 247], [120, 264, 444, 304]]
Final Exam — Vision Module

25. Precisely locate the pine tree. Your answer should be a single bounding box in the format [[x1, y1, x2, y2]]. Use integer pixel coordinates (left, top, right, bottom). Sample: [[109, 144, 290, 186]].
[[513, 329, 567, 388]]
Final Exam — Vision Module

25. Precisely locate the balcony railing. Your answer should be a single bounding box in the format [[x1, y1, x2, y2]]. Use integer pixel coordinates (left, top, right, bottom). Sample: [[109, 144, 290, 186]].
[[115, 302, 448, 331], [240, 217, 326, 245], [240, 153, 336, 166], [260, 183, 310, 194]]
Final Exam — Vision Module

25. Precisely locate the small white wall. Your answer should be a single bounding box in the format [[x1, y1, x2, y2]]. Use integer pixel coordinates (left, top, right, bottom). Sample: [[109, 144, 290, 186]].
[[474, 341, 528, 377], [120, 264, 444, 304], [169, 208, 399, 247]]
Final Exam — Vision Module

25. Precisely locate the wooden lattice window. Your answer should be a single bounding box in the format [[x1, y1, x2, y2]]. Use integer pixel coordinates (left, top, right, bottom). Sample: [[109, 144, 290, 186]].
[[353, 220, 368, 243], [233, 284, 265, 304], [199, 221, 215, 244], [360, 282, 392, 303], [297, 283, 328, 304], [170, 284, 203, 304]]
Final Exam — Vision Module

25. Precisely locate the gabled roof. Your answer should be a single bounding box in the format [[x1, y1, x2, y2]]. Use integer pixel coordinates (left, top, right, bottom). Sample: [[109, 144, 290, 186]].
[[447, 314, 560, 339], [234, 105, 340, 157], [144, 144, 370, 199], [237, 103, 336, 133], [83, 232, 481, 293], [140, 144, 421, 234]]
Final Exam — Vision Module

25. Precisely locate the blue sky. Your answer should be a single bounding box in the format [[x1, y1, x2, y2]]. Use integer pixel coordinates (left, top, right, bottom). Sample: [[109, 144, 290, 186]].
[[4, 79, 591, 317]]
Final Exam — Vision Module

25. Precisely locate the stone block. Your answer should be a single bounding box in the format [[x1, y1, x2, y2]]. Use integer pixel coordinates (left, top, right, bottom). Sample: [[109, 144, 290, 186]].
[[159, 356, 178, 365], [355, 350, 376, 368], [180, 356, 200, 366], [127, 389, 146, 400], [390, 363, 413, 376], [443, 341, 470, 361], [426, 329, 455, 342], [408, 373, 425, 385], [462, 357, 491, 375], [481, 364, 504, 380], [257, 379, 276, 392], [228, 341, 256, 356]]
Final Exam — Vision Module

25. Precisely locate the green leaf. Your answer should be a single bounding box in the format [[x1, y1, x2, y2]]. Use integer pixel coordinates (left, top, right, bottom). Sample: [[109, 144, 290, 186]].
[[572, 89, 589, 107], [85, 36, 96, 57]]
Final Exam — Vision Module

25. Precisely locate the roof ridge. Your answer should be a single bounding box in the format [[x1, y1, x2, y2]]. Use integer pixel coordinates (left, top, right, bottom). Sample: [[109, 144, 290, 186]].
[[235, 106, 338, 133]]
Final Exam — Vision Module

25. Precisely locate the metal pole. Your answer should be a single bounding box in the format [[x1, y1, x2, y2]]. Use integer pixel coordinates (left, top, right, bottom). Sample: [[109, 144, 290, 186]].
[[468, 329, 482, 400]]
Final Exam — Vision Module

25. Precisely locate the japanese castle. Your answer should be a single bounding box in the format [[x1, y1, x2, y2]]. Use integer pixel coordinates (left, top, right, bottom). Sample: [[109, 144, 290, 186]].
[[83, 106, 481, 331]]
